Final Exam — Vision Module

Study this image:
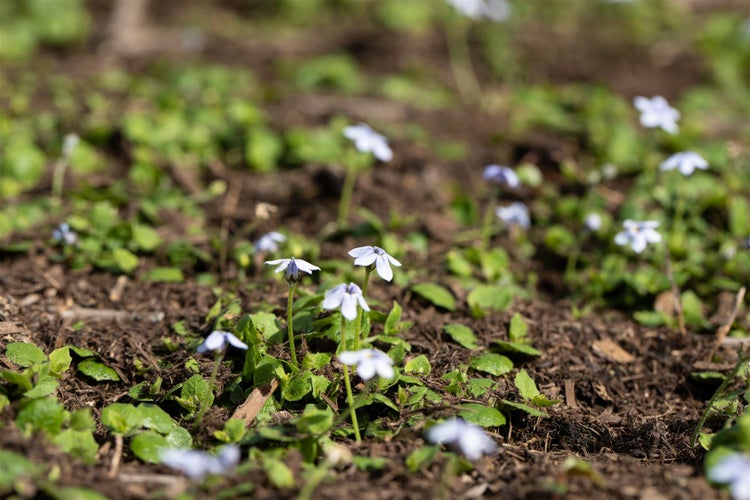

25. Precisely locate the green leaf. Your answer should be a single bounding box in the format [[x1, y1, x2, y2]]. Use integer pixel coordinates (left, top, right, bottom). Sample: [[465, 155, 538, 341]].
[[262, 457, 296, 489], [296, 406, 334, 435], [514, 369, 540, 400], [142, 267, 184, 283], [24, 376, 59, 399], [78, 359, 120, 381], [178, 374, 214, 414], [443, 323, 478, 349], [251, 312, 284, 344], [384, 301, 403, 335], [680, 290, 705, 328], [0, 450, 42, 489], [6, 342, 47, 367], [466, 378, 497, 398], [352, 456, 388, 471], [131, 223, 162, 251], [508, 313, 528, 342], [467, 285, 514, 317], [405, 445, 438, 472], [404, 355, 432, 375], [52, 429, 99, 464], [281, 370, 313, 402], [131, 431, 168, 463], [69, 346, 97, 358], [728, 195, 749, 237], [52, 487, 108, 500], [502, 400, 548, 417], [470, 353, 513, 376], [412, 283, 456, 311], [215, 419, 247, 443], [458, 403, 506, 427], [101, 403, 143, 435], [302, 352, 332, 371], [1, 369, 33, 391], [112, 247, 139, 273], [493, 340, 541, 357], [16, 397, 65, 435], [139, 403, 179, 434], [49, 347, 73, 374]]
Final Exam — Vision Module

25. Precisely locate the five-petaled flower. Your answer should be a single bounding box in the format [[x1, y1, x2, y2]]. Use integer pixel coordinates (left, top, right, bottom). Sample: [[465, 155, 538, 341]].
[[707, 452, 750, 500], [614, 220, 662, 254], [633, 95, 680, 134], [254, 231, 286, 253], [659, 151, 708, 176], [348, 246, 402, 282], [446, 0, 510, 21], [322, 283, 370, 321], [197, 330, 248, 354], [495, 202, 530, 229], [483, 165, 520, 188], [425, 418, 497, 461], [343, 123, 393, 162], [52, 223, 78, 246], [160, 445, 240, 481], [265, 257, 321, 283], [338, 349, 394, 381]]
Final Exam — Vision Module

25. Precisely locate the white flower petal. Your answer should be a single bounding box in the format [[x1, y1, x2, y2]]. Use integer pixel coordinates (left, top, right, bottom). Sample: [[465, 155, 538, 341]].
[[425, 419, 464, 444], [614, 232, 629, 246], [375, 361, 394, 380], [338, 350, 363, 366], [386, 254, 402, 267], [322, 285, 346, 310], [340, 294, 358, 320], [348, 246, 373, 258], [294, 258, 321, 274], [356, 361, 377, 381], [631, 236, 647, 254], [353, 253, 378, 267], [355, 292, 370, 312], [197, 331, 227, 353], [225, 333, 249, 350], [374, 257, 393, 281]]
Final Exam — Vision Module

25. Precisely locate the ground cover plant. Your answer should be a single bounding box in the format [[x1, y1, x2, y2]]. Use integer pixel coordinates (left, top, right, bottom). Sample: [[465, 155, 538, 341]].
[[1, 0, 749, 498]]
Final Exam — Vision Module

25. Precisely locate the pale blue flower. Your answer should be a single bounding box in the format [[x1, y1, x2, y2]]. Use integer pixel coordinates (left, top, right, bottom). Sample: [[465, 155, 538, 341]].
[[425, 418, 497, 460], [160, 445, 240, 481], [322, 283, 369, 321], [338, 349, 394, 381], [659, 151, 708, 176], [585, 213, 602, 232], [446, 0, 510, 21], [343, 123, 393, 162], [265, 257, 320, 283], [483, 165, 520, 188], [348, 245, 402, 282], [254, 231, 286, 253], [614, 220, 661, 254], [52, 223, 77, 246], [495, 202, 530, 229], [197, 330, 248, 353], [62, 133, 80, 158], [633, 95, 680, 134], [707, 453, 750, 500]]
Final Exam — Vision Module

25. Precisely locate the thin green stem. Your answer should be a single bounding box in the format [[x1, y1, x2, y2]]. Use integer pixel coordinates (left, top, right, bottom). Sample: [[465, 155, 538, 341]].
[[340, 314, 348, 352], [480, 201, 496, 251], [287, 282, 299, 369], [195, 351, 223, 425], [342, 363, 361, 442], [445, 20, 480, 103], [691, 347, 748, 447], [354, 267, 373, 350], [338, 165, 357, 228]]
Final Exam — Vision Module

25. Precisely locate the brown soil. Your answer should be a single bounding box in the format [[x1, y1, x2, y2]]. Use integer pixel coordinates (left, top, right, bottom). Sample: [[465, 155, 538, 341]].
[[1, 1, 744, 498]]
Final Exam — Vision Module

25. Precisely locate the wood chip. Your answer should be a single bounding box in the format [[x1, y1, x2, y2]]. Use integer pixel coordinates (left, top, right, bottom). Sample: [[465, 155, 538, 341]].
[[564, 379, 578, 409], [592, 338, 635, 363], [230, 379, 279, 425]]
